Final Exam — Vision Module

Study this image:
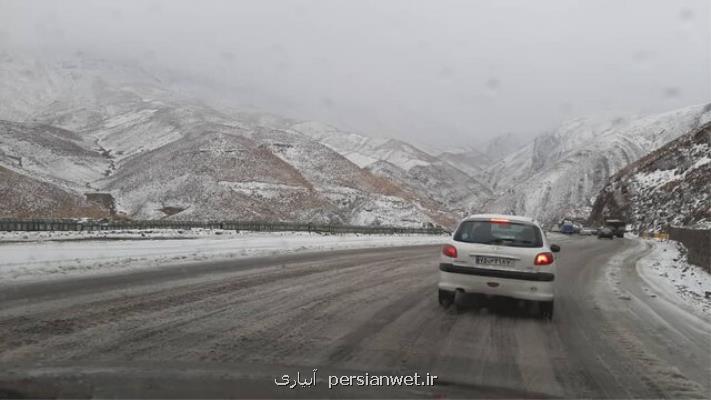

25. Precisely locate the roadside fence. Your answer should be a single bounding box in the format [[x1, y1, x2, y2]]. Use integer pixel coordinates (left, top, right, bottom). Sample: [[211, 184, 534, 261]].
[[0, 218, 448, 236]]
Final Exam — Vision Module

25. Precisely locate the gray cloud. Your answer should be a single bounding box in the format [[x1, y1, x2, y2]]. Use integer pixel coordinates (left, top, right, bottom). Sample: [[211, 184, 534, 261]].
[[1, 0, 709, 150]]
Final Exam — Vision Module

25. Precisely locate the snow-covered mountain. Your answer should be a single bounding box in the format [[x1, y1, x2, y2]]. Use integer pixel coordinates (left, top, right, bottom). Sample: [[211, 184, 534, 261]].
[[0, 165, 108, 219], [0, 54, 455, 227], [289, 121, 438, 170], [4, 52, 708, 228], [480, 104, 711, 225], [482, 132, 529, 161], [436, 133, 529, 176], [437, 149, 489, 176], [590, 120, 711, 230], [0, 120, 108, 191], [289, 121, 493, 217]]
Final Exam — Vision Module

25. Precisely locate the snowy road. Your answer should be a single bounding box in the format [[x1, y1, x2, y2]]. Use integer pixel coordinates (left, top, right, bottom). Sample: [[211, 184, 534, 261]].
[[0, 236, 709, 398]]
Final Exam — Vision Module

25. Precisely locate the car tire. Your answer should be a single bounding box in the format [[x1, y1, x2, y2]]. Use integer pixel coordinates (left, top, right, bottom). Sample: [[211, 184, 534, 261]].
[[539, 300, 554, 320], [438, 289, 454, 308]]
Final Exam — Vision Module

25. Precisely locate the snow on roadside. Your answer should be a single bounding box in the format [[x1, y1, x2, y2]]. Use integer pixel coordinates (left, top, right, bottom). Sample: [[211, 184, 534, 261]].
[[636, 239, 711, 316], [0, 230, 448, 285], [0, 228, 249, 242]]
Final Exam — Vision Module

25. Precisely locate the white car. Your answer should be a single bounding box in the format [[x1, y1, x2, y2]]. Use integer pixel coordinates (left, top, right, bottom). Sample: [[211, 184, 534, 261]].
[[438, 214, 560, 319]]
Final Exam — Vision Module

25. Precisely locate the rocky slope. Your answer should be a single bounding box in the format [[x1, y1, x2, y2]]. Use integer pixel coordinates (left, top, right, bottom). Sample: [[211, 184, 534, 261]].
[[291, 120, 493, 217], [438, 133, 528, 176], [0, 120, 108, 191], [590, 121, 711, 230], [437, 149, 489, 176], [0, 166, 108, 219], [480, 104, 711, 226]]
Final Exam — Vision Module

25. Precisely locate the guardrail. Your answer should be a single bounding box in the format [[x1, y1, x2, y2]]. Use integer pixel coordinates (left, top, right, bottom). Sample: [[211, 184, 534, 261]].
[[668, 227, 711, 272], [639, 232, 670, 241], [0, 218, 447, 236]]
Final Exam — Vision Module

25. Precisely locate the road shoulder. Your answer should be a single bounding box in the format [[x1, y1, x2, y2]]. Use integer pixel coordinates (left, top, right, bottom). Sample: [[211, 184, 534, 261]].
[[592, 237, 710, 398], [0, 231, 446, 287]]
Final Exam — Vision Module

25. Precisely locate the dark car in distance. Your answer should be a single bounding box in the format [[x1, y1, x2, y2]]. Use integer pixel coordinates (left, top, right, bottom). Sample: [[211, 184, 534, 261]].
[[597, 227, 614, 239], [605, 219, 626, 238]]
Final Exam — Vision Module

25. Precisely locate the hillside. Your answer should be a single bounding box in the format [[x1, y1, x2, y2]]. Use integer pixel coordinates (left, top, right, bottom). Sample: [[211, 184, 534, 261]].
[[0, 54, 450, 227], [3, 53, 708, 228], [291, 120, 493, 216], [0, 120, 108, 191], [480, 104, 711, 225], [438, 133, 528, 176], [0, 166, 109, 219], [590, 121, 711, 230], [437, 150, 488, 176]]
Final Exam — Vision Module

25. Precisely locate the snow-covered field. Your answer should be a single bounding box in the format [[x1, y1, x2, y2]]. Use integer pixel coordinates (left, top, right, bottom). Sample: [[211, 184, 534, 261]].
[[637, 238, 711, 316], [0, 228, 268, 242], [0, 230, 447, 285]]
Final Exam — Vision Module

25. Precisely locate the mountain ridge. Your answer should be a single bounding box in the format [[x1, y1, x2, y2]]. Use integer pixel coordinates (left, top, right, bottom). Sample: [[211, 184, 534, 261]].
[[0, 54, 456, 227], [2, 53, 708, 229], [479, 103, 711, 225], [590, 120, 711, 230]]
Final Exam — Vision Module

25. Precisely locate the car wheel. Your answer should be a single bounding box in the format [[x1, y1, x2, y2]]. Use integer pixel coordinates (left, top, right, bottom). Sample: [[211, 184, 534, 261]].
[[438, 289, 454, 308], [539, 300, 554, 320]]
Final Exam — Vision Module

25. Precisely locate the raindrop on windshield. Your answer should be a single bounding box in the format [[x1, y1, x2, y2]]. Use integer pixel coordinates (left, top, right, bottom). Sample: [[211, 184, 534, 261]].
[[663, 87, 680, 99], [486, 78, 500, 95]]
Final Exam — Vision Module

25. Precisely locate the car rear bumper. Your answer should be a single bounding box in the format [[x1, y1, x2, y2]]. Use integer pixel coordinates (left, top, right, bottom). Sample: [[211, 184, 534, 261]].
[[438, 263, 554, 301]]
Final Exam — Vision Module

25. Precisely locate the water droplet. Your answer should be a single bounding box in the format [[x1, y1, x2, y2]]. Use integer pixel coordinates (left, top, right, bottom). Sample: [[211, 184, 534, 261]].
[[439, 66, 454, 79], [486, 78, 501, 96], [321, 97, 334, 108], [633, 50, 651, 63], [663, 87, 680, 99], [560, 102, 573, 114], [679, 8, 694, 21], [109, 7, 123, 20], [220, 51, 235, 63], [612, 117, 626, 126]]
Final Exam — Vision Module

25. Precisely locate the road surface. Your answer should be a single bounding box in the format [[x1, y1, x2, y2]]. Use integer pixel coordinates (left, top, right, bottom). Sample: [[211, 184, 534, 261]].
[[0, 236, 709, 398]]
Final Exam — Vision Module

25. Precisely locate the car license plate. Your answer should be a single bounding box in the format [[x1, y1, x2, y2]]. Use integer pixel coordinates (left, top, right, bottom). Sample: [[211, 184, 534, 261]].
[[475, 256, 513, 267]]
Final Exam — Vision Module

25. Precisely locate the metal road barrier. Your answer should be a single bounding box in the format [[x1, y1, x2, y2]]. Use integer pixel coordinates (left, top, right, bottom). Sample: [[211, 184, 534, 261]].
[[639, 232, 670, 241], [0, 218, 448, 236]]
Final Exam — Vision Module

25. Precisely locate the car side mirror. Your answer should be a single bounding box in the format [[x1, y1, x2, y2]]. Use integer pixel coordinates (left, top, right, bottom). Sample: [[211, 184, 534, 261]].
[[550, 244, 561, 253]]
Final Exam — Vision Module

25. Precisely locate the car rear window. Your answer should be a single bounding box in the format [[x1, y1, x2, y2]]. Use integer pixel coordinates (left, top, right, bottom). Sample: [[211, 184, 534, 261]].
[[454, 220, 543, 247]]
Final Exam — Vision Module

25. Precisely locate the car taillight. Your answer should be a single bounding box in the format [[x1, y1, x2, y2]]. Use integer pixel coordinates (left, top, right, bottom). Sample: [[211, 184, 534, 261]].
[[534, 252, 554, 265], [442, 244, 458, 258]]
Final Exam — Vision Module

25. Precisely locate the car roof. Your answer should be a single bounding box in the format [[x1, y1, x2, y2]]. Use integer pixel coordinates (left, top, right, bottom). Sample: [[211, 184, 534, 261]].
[[462, 214, 536, 224]]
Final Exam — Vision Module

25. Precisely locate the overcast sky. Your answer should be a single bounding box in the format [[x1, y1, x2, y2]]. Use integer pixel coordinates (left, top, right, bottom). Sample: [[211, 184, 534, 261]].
[[1, 0, 710, 148]]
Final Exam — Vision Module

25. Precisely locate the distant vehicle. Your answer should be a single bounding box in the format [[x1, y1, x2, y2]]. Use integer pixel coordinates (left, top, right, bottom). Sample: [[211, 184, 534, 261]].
[[605, 219, 626, 238], [597, 227, 614, 239], [438, 214, 560, 319], [560, 221, 576, 234], [579, 227, 597, 235]]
